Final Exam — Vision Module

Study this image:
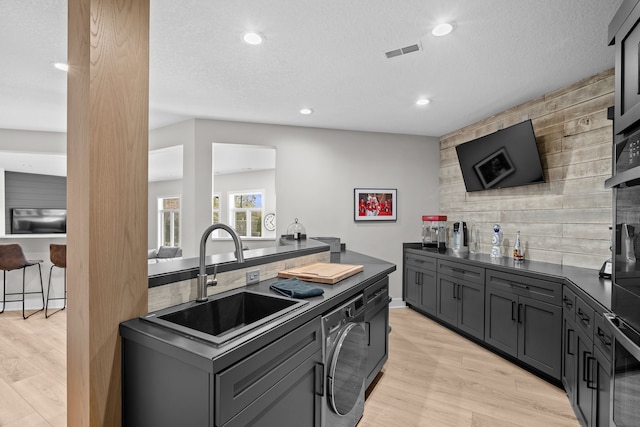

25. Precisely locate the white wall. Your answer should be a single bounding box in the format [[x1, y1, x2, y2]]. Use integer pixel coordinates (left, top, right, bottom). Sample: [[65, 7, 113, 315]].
[[160, 119, 441, 300], [2, 122, 441, 301]]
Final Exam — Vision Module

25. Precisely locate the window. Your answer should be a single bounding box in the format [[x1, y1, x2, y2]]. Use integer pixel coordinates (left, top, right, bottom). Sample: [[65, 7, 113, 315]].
[[228, 191, 263, 238], [158, 196, 180, 247], [212, 193, 220, 224]]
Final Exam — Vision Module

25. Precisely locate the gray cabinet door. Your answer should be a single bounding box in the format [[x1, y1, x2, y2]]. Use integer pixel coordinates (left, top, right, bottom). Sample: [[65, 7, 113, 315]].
[[404, 265, 437, 316], [484, 285, 518, 357], [517, 295, 562, 380], [593, 346, 611, 427], [575, 327, 594, 427], [419, 268, 438, 316], [365, 294, 389, 388], [562, 314, 577, 400], [223, 350, 323, 427], [457, 279, 485, 340], [436, 274, 458, 327], [404, 265, 421, 307]]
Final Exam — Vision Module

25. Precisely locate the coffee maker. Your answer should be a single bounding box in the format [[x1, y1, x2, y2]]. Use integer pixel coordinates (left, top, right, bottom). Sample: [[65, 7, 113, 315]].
[[452, 221, 469, 254]]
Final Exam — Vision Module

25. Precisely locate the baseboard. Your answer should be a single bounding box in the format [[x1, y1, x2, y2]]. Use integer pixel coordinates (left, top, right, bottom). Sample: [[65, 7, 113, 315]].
[[389, 298, 406, 309]]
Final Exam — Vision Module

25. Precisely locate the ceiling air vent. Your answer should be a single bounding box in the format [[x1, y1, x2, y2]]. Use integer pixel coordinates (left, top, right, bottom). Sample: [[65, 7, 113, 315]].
[[385, 43, 421, 59]]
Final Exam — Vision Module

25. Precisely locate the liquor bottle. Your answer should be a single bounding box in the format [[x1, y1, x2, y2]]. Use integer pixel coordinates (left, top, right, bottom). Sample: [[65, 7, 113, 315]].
[[513, 231, 524, 261]]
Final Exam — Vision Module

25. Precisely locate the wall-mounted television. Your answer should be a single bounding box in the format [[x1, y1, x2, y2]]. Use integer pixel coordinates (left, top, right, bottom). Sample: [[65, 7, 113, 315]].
[[11, 208, 67, 234], [455, 120, 545, 192]]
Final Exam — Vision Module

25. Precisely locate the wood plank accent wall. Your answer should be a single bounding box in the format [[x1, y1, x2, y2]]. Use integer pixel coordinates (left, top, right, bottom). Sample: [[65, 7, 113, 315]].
[[67, 0, 149, 425], [439, 69, 614, 269]]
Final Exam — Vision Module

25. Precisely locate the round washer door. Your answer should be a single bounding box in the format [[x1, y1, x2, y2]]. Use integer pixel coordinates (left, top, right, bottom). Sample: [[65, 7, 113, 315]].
[[328, 322, 367, 416]]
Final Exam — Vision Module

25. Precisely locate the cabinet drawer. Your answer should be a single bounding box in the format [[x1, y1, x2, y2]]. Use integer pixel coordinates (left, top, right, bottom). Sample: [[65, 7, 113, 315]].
[[215, 317, 322, 426], [575, 296, 594, 337], [593, 312, 613, 360], [486, 270, 561, 306], [405, 252, 437, 271], [562, 286, 577, 321], [364, 276, 389, 307], [438, 259, 484, 285]]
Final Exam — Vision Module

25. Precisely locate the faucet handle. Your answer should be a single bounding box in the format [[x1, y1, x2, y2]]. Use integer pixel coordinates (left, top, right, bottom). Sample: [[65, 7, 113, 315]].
[[206, 264, 218, 287]]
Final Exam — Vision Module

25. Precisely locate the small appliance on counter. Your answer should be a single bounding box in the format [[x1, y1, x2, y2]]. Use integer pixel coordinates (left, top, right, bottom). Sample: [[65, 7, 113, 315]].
[[451, 221, 468, 254], [422, 215, 447, 252]]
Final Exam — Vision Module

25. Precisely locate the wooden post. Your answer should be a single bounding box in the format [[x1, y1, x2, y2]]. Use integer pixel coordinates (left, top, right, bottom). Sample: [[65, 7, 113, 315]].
[[67, 0, 149, 425]]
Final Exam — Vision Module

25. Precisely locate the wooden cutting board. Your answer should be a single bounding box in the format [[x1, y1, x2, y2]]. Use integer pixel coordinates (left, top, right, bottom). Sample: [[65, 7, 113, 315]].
[[277, 262, 364, 284]]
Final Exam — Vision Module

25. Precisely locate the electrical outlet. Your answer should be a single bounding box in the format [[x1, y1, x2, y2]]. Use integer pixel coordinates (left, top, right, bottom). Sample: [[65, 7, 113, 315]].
[[246, 269, 260, 285]]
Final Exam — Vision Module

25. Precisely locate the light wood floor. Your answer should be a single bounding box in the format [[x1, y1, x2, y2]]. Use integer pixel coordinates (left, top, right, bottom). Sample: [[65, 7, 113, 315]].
[[360, 308, 579, 427], [0, 307, 578, 426]]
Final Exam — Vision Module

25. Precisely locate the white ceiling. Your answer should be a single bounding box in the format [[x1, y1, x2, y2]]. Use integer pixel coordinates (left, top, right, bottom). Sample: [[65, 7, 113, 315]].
[[0, 0, 623, 138]]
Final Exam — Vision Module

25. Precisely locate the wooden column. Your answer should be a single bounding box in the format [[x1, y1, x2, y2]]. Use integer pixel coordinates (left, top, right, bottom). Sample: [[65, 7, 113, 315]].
[[67, 0, 149, 425]]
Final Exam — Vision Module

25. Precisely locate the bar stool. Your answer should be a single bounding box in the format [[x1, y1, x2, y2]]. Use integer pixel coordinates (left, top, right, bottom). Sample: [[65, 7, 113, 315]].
[[0, 243, 45, 319], [45, 244, 66, 318]]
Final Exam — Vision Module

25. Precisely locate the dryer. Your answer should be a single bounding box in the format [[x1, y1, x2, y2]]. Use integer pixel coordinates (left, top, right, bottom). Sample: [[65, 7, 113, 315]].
[[321, 294, 367, 427]]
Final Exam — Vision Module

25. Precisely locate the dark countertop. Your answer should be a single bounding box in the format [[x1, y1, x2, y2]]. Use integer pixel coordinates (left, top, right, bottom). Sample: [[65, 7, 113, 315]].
[[122, 249, 396, 373], [404, 242, 611, 311], [148, 238, 330, 288]]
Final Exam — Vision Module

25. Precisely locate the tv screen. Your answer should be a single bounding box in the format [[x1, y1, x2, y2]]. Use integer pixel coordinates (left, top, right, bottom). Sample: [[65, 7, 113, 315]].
[[11, 208, 67, 234], [455, 120, 545, 192]]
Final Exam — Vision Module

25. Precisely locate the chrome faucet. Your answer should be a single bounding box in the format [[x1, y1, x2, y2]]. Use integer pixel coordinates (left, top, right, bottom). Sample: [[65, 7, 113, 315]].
[[197, 223, 245, 302]]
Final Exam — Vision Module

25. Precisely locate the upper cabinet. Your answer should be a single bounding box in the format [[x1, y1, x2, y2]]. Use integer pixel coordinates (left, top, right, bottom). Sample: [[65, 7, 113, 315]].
[[610, 0, 640, 135]]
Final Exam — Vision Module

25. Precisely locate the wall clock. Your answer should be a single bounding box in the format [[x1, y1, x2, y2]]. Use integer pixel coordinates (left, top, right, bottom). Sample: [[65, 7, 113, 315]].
[[264, 213, 276, 231]]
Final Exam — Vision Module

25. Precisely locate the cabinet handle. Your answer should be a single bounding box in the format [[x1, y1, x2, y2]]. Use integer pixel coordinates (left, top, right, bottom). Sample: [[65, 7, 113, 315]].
[[582, 351, 592, 383], [315, 363, 325, 396], [451, 267, 466, 274], [562, 296, 573, 308], [586, 355, 596, 390], [366, 322, 371, 346], [577, 309, 590, 325], [517, 303, 524, 324], [511, 282, 530, 290], [452, 283, 457, 299], [511, 301, 516, 321], [566, 328, 574, 355], [597, 328, 612, 347], [457, 284, 462, 300]]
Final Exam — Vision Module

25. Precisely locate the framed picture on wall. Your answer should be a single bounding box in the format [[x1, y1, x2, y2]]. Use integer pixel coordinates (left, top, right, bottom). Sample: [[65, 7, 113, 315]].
[[354, 188, 397, 222]]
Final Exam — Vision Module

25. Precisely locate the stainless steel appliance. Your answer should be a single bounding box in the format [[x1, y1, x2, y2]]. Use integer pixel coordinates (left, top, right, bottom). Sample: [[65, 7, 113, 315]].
[[604, 313, 640, 427], [605, 107, 640, 427], [321, 294, 367, 427], [452, 220, 468, 254]]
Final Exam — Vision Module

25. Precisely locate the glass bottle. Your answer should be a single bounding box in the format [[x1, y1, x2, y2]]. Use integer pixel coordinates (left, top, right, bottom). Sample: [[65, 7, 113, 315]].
[[513, 231, 524, 261]]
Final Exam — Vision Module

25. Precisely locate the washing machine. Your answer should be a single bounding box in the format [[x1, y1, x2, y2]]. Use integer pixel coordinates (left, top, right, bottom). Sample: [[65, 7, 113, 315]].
[[322, 294, 367, 427]]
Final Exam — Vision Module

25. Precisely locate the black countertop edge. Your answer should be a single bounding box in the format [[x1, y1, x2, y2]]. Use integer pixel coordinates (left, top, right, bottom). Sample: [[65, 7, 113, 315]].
[[403, 242, 611, 311], [121, 249, 397, 373], [148, 238, 330, 288]]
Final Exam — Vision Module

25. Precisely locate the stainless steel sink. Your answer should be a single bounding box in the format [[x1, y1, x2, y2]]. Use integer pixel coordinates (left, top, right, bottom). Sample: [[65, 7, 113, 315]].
[[141, 289, 308, 347]]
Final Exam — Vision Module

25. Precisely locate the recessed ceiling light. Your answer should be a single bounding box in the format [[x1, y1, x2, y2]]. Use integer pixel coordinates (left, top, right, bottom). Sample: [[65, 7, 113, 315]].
[[243, 32, 264, 45], [432, 23, 453, 37], [52, 62, 69, 72], [416, 98, 431, 106], [300, 108, 314, 115]]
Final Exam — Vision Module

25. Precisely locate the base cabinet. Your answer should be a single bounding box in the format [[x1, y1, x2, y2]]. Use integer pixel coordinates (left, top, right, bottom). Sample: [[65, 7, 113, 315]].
[[404, 252, 437, 315], [485, 270, 562, 380], [437, 274, 485, 340], [222, 350, 323, 427], [365, 277, 390, 388], [562, 285, 612, 427]]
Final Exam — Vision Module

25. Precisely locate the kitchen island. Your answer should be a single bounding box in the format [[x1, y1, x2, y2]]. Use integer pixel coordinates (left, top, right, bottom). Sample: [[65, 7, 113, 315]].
[[121, 243, 395, 426]]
